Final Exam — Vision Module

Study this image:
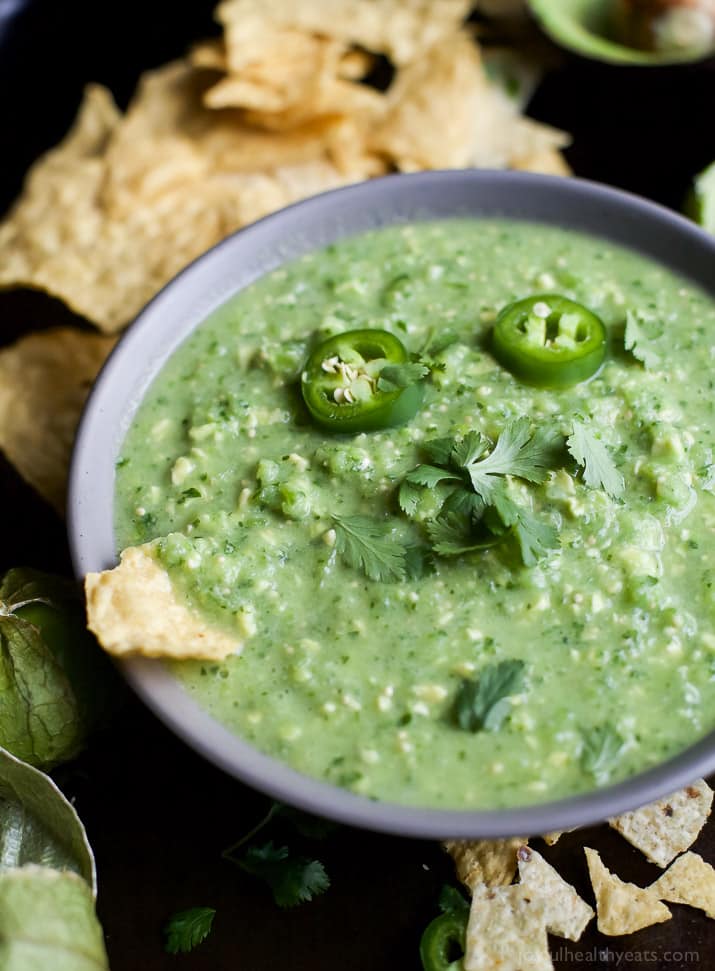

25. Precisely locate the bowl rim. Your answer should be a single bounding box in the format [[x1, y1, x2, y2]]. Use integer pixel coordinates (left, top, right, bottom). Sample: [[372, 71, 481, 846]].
[[68, 169, 715, 838]]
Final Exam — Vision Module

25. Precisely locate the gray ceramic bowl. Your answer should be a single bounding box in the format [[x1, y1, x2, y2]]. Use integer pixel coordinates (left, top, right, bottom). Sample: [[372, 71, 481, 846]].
[[69, 170, 715, 839]]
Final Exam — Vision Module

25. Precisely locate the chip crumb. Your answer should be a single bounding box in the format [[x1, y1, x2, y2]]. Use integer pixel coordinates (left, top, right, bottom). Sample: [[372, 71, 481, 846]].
[[443, 837, 527, 890], [608, 779, 713, 867], [464, 883, 552, 971], [541, 828, 576, 846], [517, 846, 594, 941], [652, 851, 715, 918], [85, 543, 243, 661], [585, 846, 672, 935]]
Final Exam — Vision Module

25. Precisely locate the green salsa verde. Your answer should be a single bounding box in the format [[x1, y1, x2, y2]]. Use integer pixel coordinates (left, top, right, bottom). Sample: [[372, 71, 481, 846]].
[[115, 219, 715, 810]]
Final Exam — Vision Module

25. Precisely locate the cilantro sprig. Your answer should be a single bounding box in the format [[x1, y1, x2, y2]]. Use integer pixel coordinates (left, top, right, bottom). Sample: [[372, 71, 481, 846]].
[[236, 841, 330, 908], [331, 514, 407, 582], [164, 907, 216, 954], [567, 420, 625, 499], [222, 801, 333, 909], [624, 309, 662, 370], [377, 362, 430, 392], [453, 659, 526, 733], [400, 419, 562, 566], [580, 722, 625, 781]]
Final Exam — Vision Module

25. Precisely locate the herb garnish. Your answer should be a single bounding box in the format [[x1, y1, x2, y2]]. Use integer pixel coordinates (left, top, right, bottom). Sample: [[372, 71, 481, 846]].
[[236, 841, 330, 908], [624, 309, 662, 370], [222, 801, 332, 909], [377, 361, 430, 392], [567, 420, 625, 499], [581, 723, 625, 780], [164, 907, 216, 954], [400, 419, 562, 565], [331, 514, 406, 582], [453, 659, 526, 733]]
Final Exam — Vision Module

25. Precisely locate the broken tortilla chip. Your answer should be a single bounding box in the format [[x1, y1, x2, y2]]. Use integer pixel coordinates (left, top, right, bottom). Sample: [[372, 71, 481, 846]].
[[369, 32, 484, 171], [584, 847, 672, 935], [541, 829, 576, 846], [0, 66, 370, 333], [517, 845, 593, 941], [652, 851, 715, 919], [443, 837, 526, 890], [85, 544, 242, 661], [215, 0, 472, 70], [465, 883, 552, 971], [609, 779, 713, 868], [469, 83, 570, 170], [0, 328, 115, 513]]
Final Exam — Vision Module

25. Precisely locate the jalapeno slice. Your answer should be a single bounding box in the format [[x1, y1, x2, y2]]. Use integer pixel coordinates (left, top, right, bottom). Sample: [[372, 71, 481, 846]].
[[301, 329, 424, 433], [419, 912, 467, 971], [492, 294, 607, 389]]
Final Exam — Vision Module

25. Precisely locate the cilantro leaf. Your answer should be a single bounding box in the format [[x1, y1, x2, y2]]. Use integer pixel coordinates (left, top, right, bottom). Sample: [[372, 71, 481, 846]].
[[398, 479, 422, 516], [567, 420, 625, 498], [450, 430, 489, 469], [421, 437, 458, 467], [405, 465, 462, 488], [439, 486, 485, 520], [238, 841, 330, 908], [488, 490, 559, 566], [465, 419, 563, 501], [624, 309, 662, 370], [164, 907, 216, 954], [419, 327, 460, 359], [332, 515, 406, 582], [581, 723, 624, 780], [453, 659, 526, 732], [377, 362, 429, 392], [403, 544, 435, 579], [426, 512, 498, 556]]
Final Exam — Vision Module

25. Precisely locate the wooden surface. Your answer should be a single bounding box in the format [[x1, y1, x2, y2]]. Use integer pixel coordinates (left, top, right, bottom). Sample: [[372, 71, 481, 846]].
[[1, 2, 715, 968]]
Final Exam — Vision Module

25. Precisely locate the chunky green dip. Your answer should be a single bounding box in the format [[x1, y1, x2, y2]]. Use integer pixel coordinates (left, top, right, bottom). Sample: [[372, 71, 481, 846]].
[[115, 219, 715, 809]]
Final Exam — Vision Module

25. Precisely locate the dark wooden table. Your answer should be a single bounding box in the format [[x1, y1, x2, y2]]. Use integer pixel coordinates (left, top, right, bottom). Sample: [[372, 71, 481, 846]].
[[1, 2, 715, 968]]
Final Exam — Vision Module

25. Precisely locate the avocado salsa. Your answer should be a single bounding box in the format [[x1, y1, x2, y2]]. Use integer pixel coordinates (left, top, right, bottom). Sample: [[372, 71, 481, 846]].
[[115, 219, 715, 809]]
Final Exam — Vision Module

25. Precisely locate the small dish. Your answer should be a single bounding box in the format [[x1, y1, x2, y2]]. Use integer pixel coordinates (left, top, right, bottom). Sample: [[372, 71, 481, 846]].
[[69, 170, 715, 838]]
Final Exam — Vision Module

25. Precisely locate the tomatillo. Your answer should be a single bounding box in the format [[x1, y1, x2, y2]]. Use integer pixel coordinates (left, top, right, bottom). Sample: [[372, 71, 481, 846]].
[[492, 294, 607, 389], [419, 912, 467, 971], [300, 329, 424, 433]]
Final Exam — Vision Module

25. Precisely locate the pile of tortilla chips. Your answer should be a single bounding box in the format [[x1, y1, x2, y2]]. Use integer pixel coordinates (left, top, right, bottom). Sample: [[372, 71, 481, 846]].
[[0, 0, 569, 515], [446, 779, 715, 970]]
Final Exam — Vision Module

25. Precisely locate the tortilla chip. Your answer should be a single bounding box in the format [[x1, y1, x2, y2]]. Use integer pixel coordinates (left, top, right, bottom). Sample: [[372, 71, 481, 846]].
[[215, 0, 472, 69], [469, 83, 570, 170], [652, 851, 715, 918], [517, 845, 594, 941], [541, 830, 571, 846], [190, 39, 229, 72], [0, 328, 115, 513], [202, 30, 382, 128], [511, 148, 572, 177], [0, 63, 370, 333], [85, 544, 242, 661], [584, 847, 672, 935], [369, 32, 483, 172], [0, 85, 122, 327], [443, 837, 526, 890], [609, 780, 713, 867], [101, 61, 349, 212], [464, 884, 552, 971]]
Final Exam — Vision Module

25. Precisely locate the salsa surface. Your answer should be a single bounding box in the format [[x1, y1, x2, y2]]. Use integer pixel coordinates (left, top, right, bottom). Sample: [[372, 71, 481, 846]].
[[115, 219, 715, 809]]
